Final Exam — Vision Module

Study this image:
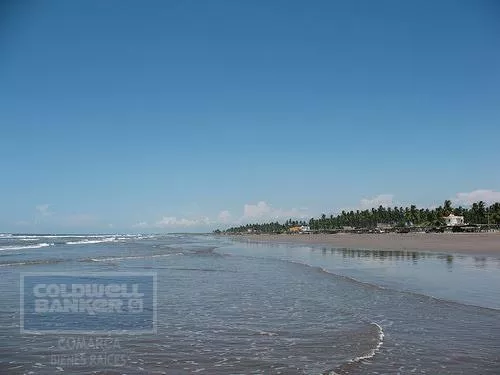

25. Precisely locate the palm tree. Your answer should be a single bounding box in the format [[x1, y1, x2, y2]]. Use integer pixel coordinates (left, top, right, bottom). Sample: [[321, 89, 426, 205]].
[[443, 200, 453, 216]]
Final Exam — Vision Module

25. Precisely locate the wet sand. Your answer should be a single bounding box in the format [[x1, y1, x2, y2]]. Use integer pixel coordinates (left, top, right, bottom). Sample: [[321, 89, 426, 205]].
[[231, 232, 500, 255]]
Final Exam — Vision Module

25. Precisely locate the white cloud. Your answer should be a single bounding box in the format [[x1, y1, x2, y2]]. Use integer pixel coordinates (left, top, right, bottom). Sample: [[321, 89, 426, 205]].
[[452, 189, 500, 206], [132, 215, 213, 230], [218, 210, 232, 223], [360, 194, 394, 209], [155, 216, 210, 228], [243, 201, 272, 218], [134, 201, 309, 230], [35, 204, 52, 216]]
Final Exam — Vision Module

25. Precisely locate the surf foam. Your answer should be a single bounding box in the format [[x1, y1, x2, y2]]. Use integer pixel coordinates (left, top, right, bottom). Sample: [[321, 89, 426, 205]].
[[349, 322, 385, 363], [66, 237, 117, 245], [0, 243, 54, 251]]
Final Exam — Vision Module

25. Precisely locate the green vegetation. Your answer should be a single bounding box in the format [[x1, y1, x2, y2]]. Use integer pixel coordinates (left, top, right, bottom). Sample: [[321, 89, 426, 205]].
[[218, 200, 500, 234]]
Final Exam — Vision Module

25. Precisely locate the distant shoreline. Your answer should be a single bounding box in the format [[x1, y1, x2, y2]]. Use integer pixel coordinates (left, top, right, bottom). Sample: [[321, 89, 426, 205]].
[[229, 232, 500, 256]]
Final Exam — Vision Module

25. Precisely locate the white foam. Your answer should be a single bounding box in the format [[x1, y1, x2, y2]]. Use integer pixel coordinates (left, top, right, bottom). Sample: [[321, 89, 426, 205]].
[[16, 234, 111, 239], [0, 262, 29, 267], [349, 322, 385, 363], [89, 253, 178, 262], [4, 234, 148, 242], [257, 330, 278, 336], [0, 243, 54, 251], [0, 260, 59, 267], [66, 237, 117, 245]]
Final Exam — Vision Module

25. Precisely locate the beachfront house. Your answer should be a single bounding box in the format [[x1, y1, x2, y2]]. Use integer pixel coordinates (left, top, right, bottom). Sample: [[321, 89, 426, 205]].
[[288, 225, 311, 233], [443, 213, 465, 226], [376, 223, 394, 231]]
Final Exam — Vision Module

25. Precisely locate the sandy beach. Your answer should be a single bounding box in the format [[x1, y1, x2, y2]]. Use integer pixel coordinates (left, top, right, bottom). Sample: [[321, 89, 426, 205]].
[[231, 232, 500, 255]]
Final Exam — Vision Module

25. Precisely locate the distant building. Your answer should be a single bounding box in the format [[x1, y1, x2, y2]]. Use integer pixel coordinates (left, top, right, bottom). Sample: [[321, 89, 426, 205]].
[[443, 213, 464, 226], [376, 223, 394, 230], [288, 226, 310, 233]]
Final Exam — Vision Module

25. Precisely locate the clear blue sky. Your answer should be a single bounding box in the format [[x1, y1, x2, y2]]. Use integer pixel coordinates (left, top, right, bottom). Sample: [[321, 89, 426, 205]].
[[1, 0, 499, 233]]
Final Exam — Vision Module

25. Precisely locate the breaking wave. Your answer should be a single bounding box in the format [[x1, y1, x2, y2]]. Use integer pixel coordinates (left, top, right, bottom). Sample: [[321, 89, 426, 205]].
[[325, 322, 385, 375], [0, 259, 67, 267], [66, 237, 117, 245], [350, 322, 384, 362], [80, 253, 182, 262], [0, 243, 54, 251]]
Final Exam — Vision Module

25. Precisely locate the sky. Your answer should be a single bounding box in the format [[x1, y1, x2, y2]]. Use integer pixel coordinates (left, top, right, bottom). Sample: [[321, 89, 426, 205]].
[[1, 0, 499, 233]]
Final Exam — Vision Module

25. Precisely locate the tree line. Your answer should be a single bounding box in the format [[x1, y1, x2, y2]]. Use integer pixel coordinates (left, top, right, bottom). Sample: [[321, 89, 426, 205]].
[[217, 200, 500, 233]]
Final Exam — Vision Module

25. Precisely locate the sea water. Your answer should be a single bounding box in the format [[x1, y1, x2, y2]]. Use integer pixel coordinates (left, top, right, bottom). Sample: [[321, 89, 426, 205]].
[[0, 233, 498, 374]]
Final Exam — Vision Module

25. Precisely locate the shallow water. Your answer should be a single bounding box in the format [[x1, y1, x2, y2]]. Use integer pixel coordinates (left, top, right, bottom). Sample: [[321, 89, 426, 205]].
[[0, 233, 499, 374], [227, 240, 500, 310]]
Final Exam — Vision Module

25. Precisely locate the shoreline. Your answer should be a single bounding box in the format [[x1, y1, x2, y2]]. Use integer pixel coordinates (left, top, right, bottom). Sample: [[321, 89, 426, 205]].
[[229, 232, 500, 256]]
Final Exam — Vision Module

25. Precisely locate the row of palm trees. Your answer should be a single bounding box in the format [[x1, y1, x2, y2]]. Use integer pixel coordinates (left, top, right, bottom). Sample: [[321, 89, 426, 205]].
[[218, 200, 500, 233], [309, 200, 499, 230]]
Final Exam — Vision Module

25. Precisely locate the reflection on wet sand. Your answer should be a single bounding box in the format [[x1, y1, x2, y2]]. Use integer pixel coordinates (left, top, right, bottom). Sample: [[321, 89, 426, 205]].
[[318, 247, 451, 264], [240, 240, 500, 271]]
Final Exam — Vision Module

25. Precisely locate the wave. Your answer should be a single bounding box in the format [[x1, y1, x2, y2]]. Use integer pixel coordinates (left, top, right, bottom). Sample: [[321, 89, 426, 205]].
[[7, 234, 146, 239], [349, 322, 384, 362], [282, 258, 386, 292], [167, 267, 237, 273], [0, 243, 54, 251], [0, 259, 67, 267], [325, 322, 384, 375], [65, 235, 152, 245], [8, 235, 89, 239], [187, 246, 226, 257], [0, 252, 179, 267], [254, 330, 278, 336], [80, 253, 182, 262], [66, 237, 117, 245], [0, 236, 40, 241], [318, 262, 500, 312]]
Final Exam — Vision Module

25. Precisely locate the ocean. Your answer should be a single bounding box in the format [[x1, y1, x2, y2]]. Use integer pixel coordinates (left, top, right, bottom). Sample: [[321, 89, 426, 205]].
[[0, 233, 499, 374]]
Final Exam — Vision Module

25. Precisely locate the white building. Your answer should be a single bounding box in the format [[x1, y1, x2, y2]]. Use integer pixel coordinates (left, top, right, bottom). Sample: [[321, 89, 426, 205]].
[[443, 213, 464, 226], [377, 223, 394, 230]]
